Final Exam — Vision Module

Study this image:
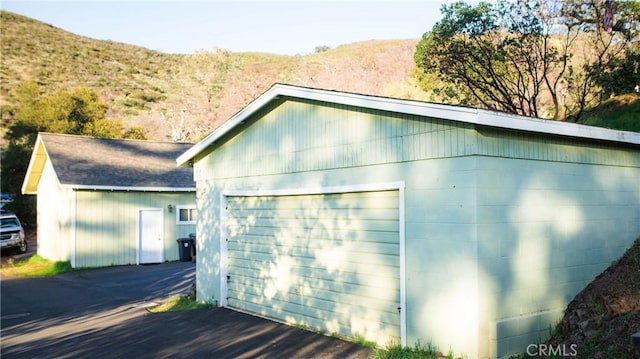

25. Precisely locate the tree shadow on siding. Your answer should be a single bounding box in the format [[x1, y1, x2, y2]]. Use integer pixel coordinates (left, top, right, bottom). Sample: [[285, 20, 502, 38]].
[[223, 188, 401, 346]]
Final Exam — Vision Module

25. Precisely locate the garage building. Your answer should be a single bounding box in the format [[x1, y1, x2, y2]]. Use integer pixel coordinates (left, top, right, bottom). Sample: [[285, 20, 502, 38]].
[[177, 84, 640, 358], [23, 133, 196, 268]]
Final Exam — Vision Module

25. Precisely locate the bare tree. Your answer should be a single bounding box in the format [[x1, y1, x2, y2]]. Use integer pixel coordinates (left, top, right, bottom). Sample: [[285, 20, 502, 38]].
[[161, 108, 189, 142]]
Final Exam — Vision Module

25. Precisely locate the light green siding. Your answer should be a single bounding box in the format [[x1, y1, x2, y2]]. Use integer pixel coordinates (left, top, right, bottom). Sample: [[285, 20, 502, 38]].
[[476, 127, 640, 167], [475, 157, 640, 357], [196, 159, 481, 355], [35, 157, 197, 268], [74, 191, 195, 268], [193, 98, 640, 359], [195, 99, 477, 180]]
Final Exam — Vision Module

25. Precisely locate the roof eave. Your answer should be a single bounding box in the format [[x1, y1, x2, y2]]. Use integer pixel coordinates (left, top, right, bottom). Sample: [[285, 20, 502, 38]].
[[21, 134, 48, 195], [69, 185, 196, 192]]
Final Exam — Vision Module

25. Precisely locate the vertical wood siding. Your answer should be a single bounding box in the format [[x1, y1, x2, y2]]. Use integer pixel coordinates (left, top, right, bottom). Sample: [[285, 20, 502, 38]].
[[476, 127, 639, 167], [196, 99, 638, 183], [198, 99, 477, 180], [74, 191, 195, 268]]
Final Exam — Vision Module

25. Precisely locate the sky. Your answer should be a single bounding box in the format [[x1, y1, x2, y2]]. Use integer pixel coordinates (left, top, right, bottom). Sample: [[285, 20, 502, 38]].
[[0, 1, 457, 55]]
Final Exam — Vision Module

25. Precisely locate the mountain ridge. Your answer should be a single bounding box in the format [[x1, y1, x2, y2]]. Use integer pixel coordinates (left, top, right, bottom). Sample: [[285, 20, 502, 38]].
[[0, 11, 428, 141]]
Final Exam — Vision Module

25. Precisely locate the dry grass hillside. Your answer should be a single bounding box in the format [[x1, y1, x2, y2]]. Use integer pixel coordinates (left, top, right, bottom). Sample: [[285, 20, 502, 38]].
[[0, 11, 428, 141], [546, 238, 640, 358]]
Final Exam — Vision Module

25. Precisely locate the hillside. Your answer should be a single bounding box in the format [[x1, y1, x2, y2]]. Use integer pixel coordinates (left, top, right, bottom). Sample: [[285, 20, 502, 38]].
[[581, 94, 640, 133], [546, 238, 640, 358], [0, 11, 427, 141]]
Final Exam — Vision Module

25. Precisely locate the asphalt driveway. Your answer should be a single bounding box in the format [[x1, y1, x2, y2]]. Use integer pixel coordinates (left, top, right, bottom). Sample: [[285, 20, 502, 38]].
[[0, 262, 373, 359]]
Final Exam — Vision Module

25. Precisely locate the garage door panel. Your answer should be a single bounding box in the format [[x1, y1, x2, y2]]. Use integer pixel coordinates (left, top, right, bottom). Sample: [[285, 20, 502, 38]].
[[229, 217, 398, 235], [229, 208, 399, 221], [300, 301, 400, 329], [229, 242, 399, 264], [229, 235, 399, 255], [227, 249, 278, 263], [229, 258, 400, 288], [230, 295, 302, 320], [299, 280, 400, 305], [230, 276, 399, 313], [228, 192, 398, 210], [229, 251, 399, 281], [225, 189, 401, 344], [230, 230, 399, 247]]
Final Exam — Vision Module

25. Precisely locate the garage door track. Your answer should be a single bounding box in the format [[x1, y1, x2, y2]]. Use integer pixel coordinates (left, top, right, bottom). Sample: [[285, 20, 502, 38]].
[[1, 262, 372, 358]]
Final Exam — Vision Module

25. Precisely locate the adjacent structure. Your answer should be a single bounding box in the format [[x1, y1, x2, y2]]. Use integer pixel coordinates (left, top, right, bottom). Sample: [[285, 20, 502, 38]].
[[22, 133, 196, 268], [177, 84, 640, 358]]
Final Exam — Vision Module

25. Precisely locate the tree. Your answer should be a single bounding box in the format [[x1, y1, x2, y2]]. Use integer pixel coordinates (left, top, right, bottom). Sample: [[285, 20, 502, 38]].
[[315, 45, 332, 53], [123, 126, 147, 140], [415, 0, 568, 119], [556, 0, 640, 120], [414, 0, 640, 120], [1, 81, 145, 222], [7, 82, 121, 142]]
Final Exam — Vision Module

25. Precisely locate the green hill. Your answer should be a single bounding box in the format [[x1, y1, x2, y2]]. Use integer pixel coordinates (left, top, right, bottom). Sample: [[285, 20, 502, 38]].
[[0, 11, 427, 141], [1, 10, 637, 142]]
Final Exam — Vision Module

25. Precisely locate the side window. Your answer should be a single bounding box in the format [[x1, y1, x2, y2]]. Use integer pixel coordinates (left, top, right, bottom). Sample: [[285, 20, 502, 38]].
[[177, 206, 197, 224]]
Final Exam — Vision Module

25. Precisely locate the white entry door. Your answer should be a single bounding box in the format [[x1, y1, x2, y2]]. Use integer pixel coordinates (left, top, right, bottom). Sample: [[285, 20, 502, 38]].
[[138, 209, 164, 264]]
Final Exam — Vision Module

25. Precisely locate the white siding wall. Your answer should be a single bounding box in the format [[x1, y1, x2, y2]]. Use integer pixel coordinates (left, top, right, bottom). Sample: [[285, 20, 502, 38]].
[[36, 159, 73, 262]]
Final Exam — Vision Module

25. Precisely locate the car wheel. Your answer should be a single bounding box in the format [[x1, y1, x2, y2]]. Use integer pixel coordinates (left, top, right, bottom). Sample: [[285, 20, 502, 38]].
[[17, 240, 27, 254]]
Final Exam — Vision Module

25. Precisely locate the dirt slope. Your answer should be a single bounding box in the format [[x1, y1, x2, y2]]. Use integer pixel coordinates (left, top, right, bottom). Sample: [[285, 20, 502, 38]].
[[547, 238, 640, 358]]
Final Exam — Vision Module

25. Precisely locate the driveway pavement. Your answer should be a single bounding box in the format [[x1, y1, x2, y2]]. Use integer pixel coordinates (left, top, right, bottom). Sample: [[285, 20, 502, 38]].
[[1, 262, 373, 359]]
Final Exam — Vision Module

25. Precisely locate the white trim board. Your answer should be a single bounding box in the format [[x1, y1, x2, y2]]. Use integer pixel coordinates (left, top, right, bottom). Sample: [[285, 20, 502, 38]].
[[72, 185, 195, 192], [219, 181, 407, 346]]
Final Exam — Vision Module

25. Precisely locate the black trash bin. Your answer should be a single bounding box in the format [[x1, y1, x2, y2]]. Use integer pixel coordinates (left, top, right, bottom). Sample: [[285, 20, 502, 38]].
[[188, 232, 196, 259], [177, 238, 192, 262]]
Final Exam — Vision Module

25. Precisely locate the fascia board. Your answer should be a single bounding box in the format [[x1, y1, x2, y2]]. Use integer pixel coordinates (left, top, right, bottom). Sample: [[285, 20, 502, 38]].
[[70, 185, 196, 192]]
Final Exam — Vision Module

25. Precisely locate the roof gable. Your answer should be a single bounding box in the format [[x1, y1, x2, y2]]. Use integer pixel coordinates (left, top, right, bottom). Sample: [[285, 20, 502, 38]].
[[22, 133, 195, 194], [177, 84, 640, 166]]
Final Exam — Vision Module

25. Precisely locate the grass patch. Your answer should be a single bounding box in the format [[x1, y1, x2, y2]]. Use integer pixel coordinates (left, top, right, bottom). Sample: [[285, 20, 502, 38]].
[[353, 334, 377, 349], [371, 339, 465, 359], [1, 254, 72, 277], [580, 94, 640, 132], [147, 294, 213, 313]]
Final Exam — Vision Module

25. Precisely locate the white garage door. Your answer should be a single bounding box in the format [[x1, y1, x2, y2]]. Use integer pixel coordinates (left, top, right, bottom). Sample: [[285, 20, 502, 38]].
[[223, 188, 402, 344]]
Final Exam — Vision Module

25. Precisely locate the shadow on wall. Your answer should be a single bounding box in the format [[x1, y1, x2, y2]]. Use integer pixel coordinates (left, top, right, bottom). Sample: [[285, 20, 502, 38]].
[[477, 161, 640, 358], [223, 188, 401, 345]]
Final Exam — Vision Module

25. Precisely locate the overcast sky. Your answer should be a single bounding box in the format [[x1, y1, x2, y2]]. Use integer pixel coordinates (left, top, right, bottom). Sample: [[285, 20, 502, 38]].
[[1, 1, 458, 55]]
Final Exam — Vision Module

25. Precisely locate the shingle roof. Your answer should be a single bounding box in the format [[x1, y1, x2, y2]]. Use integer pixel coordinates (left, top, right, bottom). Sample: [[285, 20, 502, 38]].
[[35, 133, 194, 190]]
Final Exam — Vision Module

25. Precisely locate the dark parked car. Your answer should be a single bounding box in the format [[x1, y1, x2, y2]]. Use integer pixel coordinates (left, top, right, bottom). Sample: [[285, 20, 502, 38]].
[[1, 210, 27, 254]]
